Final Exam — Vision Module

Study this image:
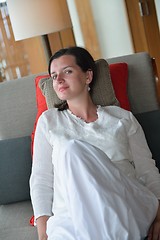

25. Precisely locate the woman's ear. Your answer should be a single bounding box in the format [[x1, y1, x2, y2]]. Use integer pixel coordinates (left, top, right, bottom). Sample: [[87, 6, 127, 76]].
[[86, 69, 93, 84]]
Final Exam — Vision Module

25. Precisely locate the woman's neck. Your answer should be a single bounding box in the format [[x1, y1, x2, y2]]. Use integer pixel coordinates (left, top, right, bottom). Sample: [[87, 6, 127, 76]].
[[67, 97, 98, 123]]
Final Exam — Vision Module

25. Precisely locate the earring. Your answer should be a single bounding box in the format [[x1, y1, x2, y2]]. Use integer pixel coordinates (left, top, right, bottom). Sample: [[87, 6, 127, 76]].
[[88, 86, 91, 91]]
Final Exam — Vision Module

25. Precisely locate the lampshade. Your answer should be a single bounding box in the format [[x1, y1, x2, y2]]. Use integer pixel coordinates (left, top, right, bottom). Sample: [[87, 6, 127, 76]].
[[7, 0, 72, 41]]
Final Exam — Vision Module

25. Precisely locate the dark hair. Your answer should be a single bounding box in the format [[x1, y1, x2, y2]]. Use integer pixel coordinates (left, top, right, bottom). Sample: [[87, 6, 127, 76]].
[[48, 46, 97, 111]]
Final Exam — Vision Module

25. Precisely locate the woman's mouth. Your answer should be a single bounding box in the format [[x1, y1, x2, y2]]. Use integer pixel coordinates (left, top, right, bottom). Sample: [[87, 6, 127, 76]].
[[59, 87, 68, 92]]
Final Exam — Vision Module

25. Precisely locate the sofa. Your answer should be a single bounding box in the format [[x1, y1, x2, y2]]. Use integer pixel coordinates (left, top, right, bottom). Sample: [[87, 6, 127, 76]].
[[0, 52, 160, 240]]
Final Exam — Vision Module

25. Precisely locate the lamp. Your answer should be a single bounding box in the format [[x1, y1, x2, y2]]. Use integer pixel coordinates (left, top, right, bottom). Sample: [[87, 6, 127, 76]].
[[6, 0, 72, 57]]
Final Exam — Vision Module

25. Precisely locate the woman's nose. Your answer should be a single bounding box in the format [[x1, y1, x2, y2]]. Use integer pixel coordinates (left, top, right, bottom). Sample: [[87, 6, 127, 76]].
[[57, 73, 64, 82]]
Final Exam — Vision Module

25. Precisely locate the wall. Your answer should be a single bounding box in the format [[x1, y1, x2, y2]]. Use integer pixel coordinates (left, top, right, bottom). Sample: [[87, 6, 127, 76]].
[[67, 0, 134, 58], [66, 0, 85, 47], [155, 0, 160, 29]]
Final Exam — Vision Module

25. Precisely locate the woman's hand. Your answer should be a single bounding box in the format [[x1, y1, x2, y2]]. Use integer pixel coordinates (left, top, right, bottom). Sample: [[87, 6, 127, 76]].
[[39, 236, 48, 240], [148, 200, 160, 240], [36, 215, 49, 240]]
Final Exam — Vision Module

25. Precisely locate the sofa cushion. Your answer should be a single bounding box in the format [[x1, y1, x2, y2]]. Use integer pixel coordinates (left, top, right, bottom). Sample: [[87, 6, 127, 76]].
[[0, 201, 38, 240], [109, 63, 130, 111], [135, 110, 160, 171], [0, 75, 37, 140], [39, 58, 120, 108], [0, 136, 32, 204], [31, 75, 48, 154], [107, 52, 159, 114]]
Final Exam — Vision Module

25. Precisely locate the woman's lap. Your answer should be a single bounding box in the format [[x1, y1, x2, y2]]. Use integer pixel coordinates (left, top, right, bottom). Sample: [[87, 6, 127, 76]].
[[48, 140, 158, 240]]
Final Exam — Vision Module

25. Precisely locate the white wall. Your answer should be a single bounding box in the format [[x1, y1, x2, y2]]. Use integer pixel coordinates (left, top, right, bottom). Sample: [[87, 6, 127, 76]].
[[90, 0, 134, 58], [66, 0, 85, 47], [155, 0, 160, 30], [67, 0, 134, 58]]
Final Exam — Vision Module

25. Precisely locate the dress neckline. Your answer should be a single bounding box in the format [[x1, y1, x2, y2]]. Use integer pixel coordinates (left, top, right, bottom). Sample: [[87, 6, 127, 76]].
[[66, 105, 101, 125]]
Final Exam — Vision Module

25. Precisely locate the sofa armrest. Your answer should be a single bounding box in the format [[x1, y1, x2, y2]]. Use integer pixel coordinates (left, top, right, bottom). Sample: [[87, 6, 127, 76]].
[[134, 110, 160, 171], [0, 136, 32, 204]]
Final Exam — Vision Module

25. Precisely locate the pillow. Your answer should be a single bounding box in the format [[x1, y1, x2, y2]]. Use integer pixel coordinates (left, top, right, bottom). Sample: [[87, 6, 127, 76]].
[[34, 74, 48, 121], [39, 59, 120, 108], [31, 75, 48, 154], [0, 136, 32, 204], [109, 63, 130, 111]]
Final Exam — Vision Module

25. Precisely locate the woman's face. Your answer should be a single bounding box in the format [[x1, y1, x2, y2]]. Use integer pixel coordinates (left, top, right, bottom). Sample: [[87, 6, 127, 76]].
[[50, 55, 92, 101]]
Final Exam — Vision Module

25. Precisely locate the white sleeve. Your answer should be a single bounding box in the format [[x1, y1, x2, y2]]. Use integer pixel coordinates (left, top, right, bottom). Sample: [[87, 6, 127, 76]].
[[128, 112, 160, 199], [30, 113, 54, 219]]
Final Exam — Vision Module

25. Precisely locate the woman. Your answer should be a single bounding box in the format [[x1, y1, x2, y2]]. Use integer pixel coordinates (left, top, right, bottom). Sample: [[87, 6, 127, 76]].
[[30, 46, 160, 240]]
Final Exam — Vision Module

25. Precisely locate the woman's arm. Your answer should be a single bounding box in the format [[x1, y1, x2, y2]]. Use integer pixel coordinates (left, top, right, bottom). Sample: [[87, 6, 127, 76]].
[[30, 113, 54, 231], [128, 112, 160, 199], [128, 113, 160, 238], [37, 216, 50, 240]]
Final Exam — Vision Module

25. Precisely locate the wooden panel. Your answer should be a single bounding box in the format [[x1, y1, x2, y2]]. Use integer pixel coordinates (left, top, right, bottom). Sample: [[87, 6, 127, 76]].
[[23, 37, 48, 74], [142, 0, 160, 99], [74, 0, 101, 60], [142, 1, 160, 64], [47, 0, 76, 55], [125, 0, 148, 52], [48, 32, 62, 54], [60, 28, 76, 48], [48, 27, 76, 55], [125, 0, 160, 100]]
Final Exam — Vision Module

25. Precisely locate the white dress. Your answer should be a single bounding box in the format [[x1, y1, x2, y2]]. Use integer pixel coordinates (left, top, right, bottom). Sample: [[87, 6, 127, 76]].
[[30, 106, 160, 240]]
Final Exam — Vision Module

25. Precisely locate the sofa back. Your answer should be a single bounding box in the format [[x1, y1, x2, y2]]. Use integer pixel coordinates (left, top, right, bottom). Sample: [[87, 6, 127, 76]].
[[108, 52, 159, 114], [0, 52, 159, 141], [0, 74, 38, 140], [0, 52, 160, 204]]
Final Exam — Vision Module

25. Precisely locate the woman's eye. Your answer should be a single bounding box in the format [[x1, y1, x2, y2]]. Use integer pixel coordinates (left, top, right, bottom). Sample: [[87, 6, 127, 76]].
[[52, 74, 57, 80], [65, 69, 72, 74]]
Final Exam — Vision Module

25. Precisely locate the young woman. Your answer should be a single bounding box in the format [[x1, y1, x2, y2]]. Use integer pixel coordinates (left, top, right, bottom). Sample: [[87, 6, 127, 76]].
[[30, 46, 160, 240]]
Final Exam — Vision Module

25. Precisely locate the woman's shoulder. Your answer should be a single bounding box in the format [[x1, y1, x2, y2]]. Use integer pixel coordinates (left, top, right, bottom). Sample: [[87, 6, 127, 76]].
[[41, 108, 58, 117], [100, 105, 132, 119], [38, 108, 64, 125], [100, 106, 139, 133]]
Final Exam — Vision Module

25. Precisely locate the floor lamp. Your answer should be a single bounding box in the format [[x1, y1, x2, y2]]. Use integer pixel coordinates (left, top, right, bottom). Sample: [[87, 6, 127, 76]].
[[6, 0, 72, 59]]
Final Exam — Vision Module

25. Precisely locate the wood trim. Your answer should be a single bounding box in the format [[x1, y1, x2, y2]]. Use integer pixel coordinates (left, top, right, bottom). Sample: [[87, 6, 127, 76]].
[[23, 37, 48, 74], [74, 0, 101, 60], [47, 0, 76, 55], [48, 27, 76, 55], [141, 0, 160, 68], [60, 28, 76, 48], [152, 58, 160, 104], [47, 32, 63, 54], [125, 0, 160, 100], [125, 0, 148, 52]]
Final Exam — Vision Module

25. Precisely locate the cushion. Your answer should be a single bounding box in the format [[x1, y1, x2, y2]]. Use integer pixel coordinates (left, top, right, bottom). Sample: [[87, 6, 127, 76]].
[[0, 201, 38, 239], [135, 110, 160, 172], [0, 75, 37, 140], [0, 136, 32, 204], [107, 52, 159, 114], [31, 75, 48, 154], [39, 59, 120, 108], [109, 63, 130, 111]]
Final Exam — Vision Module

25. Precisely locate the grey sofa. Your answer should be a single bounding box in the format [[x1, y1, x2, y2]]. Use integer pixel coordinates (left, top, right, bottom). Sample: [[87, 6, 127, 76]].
[[0, 52, 160, 240]]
